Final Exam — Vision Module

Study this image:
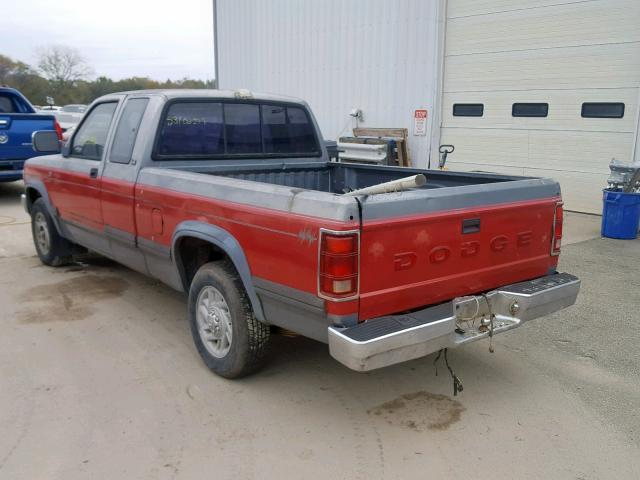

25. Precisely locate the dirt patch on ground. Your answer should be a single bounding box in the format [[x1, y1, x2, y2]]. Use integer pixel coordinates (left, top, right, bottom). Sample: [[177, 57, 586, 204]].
[[368, 391, 465, 431], [17, 274, 128, 323]]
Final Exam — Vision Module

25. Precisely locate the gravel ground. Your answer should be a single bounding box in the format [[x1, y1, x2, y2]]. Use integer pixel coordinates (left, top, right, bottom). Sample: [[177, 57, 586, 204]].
[[1, 181, 639, 479]]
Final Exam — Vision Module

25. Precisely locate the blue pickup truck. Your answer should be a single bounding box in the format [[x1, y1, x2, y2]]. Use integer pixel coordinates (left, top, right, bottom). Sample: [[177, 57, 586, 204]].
[[0, 87, 62, 182]]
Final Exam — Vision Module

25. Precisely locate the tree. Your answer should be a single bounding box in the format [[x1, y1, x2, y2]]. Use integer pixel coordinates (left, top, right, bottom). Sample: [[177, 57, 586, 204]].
[[3, 50, 214, 106], [36, 45, 94, 100], [0, 54, 49, 105]]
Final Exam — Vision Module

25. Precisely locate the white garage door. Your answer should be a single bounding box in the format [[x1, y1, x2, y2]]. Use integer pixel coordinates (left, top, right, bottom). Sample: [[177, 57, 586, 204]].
[[439, 0, 640, 213]]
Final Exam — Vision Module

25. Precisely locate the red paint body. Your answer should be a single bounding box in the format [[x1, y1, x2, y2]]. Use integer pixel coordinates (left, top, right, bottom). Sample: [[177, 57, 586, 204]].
[[45, 168, 103, 230], [359, 199, 559, 319], [25, 164, 559, 322]]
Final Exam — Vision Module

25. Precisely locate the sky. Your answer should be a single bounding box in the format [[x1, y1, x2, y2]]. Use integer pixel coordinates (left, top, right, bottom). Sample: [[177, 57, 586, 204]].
[[1, 0, 215, 81]]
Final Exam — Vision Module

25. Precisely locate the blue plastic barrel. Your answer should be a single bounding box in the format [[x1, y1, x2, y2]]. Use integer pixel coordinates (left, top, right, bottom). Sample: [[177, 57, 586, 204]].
[[601, 189, 640, 239]]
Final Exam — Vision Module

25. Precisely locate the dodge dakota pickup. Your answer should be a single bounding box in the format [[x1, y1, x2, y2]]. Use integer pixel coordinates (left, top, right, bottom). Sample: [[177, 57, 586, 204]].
[[23, 89, 580, 379], [0, 87, 63, 182]]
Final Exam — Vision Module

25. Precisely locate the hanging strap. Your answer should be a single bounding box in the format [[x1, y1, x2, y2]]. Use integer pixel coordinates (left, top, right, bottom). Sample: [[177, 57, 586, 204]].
[[481, 293, 496, 353], [433, 348, 464, 396]]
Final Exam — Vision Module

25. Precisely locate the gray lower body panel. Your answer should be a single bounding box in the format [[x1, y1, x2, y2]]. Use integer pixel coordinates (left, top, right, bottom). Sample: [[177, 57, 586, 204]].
[[328, 272, 580, 371], [253, 277, 329, 342]]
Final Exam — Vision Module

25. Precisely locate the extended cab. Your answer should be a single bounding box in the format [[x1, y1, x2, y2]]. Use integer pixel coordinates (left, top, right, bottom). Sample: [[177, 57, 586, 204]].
[[23, 90, 580, 378], [0, 87, 63, 182]]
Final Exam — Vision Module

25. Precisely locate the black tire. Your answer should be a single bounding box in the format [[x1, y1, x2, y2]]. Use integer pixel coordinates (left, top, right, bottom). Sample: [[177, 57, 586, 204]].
[[188, 260, 270, 378], [30, 198, 73, 266]]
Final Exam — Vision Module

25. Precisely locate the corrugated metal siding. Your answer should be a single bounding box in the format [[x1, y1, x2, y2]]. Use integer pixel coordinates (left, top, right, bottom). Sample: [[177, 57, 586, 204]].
[[216, 0, 440, 167], [441, 0, 640, 213]]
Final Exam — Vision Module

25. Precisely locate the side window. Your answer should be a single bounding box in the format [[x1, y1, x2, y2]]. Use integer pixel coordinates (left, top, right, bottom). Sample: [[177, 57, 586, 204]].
[[71, 102, 118, 160], [224, 103, 261, 154], [157, 102, 224, 156], [262, 105, 319, 154], [453, 103, 484, 117], [581, 102, 624, 118], [512, 103, 548, 117], [110, 98, 149, 164]]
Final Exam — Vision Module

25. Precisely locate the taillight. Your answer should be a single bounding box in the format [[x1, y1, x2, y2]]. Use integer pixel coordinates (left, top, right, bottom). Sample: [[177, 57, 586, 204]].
[[53, 119, 63, 141], [551, 202, 563, 256], [319, 230, 359, 299]]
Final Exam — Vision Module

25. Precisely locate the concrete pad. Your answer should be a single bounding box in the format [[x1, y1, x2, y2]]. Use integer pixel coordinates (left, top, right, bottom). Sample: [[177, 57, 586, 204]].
[[563, 211, 602, 246], [1, 181, 639, 479]]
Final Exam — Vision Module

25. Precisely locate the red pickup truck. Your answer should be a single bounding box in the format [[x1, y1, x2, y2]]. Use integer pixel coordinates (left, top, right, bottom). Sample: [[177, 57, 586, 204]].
[[23, 90, 580, 378]]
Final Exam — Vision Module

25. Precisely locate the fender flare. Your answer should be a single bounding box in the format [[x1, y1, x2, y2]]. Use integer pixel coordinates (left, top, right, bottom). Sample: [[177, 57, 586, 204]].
[[171, 221, 266, 322], [24, 180, 64, 234]]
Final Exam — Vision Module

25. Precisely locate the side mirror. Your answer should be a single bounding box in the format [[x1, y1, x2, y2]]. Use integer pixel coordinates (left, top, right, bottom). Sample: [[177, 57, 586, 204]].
[[32, 130, 61, 154]]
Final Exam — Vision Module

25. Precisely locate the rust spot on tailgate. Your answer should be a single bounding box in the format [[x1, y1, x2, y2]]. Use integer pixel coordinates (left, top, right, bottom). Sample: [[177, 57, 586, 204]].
[[368, 391, 465, 431]]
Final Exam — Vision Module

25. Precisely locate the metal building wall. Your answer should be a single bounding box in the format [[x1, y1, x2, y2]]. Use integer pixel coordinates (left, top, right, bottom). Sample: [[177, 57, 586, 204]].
[[440, 0, 640, 213], [216, 0, 441, 167]]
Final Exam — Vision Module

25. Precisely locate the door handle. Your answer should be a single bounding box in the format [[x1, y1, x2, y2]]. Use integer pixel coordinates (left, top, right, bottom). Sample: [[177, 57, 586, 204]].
[[89, 168, 98, 178], [462, 218, 481, 234]]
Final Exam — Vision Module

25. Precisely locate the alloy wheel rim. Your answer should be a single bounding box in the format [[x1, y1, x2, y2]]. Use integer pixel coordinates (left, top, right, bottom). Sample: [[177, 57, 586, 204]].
[[34, 212, 50, 256], [196, 286, 233, 358]]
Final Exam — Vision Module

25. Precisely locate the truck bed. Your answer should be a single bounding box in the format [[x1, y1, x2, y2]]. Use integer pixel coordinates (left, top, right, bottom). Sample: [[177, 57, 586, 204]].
[[148, 160, 561, 321], [169, 161, 523, 195]]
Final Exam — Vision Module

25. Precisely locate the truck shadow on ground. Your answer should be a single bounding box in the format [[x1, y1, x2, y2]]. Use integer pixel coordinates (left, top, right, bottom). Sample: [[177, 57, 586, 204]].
[[0, 181, 23, 199]]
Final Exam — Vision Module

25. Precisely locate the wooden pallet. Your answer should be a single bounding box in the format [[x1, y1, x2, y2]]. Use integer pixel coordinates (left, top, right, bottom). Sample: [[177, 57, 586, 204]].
[[353, 128, 411, 167]]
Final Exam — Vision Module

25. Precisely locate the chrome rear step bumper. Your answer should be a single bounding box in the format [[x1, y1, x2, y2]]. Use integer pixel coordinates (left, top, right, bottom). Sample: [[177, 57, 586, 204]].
[[328, 272, 580, 371]]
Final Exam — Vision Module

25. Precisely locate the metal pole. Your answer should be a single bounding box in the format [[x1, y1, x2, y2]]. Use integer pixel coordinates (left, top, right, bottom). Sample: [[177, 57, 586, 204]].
[[429, 0, 448, 170], [632, 86, 640, 164], [212, 0, 220, 88]]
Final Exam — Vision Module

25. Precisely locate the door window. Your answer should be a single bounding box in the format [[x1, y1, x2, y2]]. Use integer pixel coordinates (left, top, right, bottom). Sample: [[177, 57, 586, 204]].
[[110, 98, 149, 164], [71, 102, 118, 160]]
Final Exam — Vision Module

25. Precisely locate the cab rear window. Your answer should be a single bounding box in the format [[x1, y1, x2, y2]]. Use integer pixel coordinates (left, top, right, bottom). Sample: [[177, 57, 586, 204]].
[[155, 101, 320, 159], [0, 92, 31, 113], [262, 105, 319, 154], [158, 102, 224, 156]]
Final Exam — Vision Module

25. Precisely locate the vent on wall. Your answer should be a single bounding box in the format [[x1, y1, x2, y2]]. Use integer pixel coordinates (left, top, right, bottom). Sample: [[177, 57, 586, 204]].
[[453, 103, 484, 117], [581, 103, 625, 118], [512, 103, 548, 117]]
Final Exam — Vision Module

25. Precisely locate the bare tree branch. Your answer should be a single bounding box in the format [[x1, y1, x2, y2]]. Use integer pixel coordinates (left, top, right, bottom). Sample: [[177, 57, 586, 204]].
[[36, 45, 93, 87]]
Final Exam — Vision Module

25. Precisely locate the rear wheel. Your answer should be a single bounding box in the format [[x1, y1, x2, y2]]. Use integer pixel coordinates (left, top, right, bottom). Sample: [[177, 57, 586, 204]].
[[188, 260, 270, 378], [30, 199, 73, 266]]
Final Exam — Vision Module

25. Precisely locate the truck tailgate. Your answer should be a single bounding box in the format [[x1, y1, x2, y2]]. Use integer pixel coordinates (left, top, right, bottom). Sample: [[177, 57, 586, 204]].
[[0, 114, 56, 161], [358, 193, 561, 320]]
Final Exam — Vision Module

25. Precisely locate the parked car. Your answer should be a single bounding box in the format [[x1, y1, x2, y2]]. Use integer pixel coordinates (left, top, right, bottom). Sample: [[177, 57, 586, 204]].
[[22, 89, 580, 378], [55, 104, 87, 130], [38, 105, 62, 112], [61, 104, 87, 113], [0, 87, 63, 182]]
